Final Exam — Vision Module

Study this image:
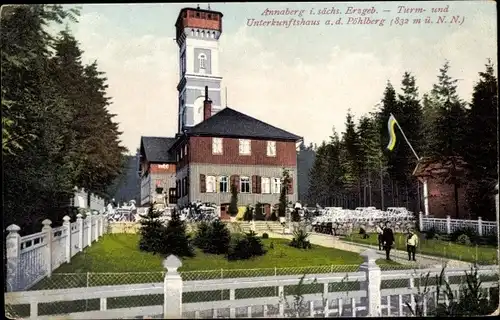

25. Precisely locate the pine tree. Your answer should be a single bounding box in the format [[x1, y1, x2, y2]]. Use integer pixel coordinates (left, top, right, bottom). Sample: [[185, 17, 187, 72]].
[[1, 5, 80, 231], [464, 59, 498, 181], [340, 110, 363, 207], [307, 141, 330, 204], [163, 209, 194, 257], [325, 130, 347, 203], [138, 204, 165, 253], [278, 168, 291, 217], [463, 60, 498, 220], [426, 61, 469, 218], [228, 183, 238, 216]]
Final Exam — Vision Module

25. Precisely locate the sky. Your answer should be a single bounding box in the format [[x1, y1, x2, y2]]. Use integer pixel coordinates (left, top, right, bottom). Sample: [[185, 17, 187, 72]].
[[57, 1, 497, 154]]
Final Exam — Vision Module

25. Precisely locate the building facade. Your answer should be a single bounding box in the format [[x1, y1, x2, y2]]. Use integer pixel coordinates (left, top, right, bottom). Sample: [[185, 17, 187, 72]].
[[139, 137, 177, 207], [170, 96, 301, 219]]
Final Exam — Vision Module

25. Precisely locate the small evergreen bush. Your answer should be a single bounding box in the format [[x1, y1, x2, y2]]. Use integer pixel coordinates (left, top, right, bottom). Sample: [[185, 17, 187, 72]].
[[193, 221, 211, 250], [163, 209, 195, 257], [457, 234, 471, 246], [203, 220, 231, 254], [243, 205, 254, 222], [138, 204, 166, 254], [227, 231, 266, 260]]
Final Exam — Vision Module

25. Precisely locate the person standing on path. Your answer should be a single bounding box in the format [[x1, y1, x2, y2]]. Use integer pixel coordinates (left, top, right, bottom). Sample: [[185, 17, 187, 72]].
[[382, 221, 395, 260], [406, 229, 419, 261], [376, 223, 384, 250]]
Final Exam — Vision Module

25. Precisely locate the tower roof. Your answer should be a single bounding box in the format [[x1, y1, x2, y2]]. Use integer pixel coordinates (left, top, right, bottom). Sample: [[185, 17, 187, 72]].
[[175, 6, 223, 40]]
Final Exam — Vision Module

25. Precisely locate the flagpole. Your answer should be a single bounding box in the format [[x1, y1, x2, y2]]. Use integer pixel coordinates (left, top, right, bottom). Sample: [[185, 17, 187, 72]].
[[390, 113, 420, 161], [389, 113, 429, 217]]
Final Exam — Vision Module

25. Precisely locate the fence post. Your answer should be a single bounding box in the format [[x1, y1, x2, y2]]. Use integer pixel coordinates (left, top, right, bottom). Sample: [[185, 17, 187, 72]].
[[77, 214, 84, 252], [63, 216, 71, 263], [419, 212, 424, 231], [359, 249, 381, 317], [163, 255, 183, 319], [42, 219, 53, 277], [94, 211, 99, 240], [446, 215, 451, 234], [87, 214, 92, 247], [6, 224, 21, 292], [477, 217, 483, 237], [99, 214, 104, 236]]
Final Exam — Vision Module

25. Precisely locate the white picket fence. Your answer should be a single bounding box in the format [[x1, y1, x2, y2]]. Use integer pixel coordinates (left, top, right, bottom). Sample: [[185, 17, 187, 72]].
[[419, 213, 497, 236], [4, 251, 499, 319], [5, 213, 108, 292]]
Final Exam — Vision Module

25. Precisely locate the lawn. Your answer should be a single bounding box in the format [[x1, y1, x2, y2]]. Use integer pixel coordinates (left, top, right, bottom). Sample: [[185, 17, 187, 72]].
[[32, 233, 402, 290], [341, 232, 498, 265]]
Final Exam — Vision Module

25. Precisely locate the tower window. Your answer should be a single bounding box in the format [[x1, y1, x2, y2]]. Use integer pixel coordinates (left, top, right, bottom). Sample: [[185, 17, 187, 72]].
[[198, 53, 207, 69], [196, 12, 200, 17]]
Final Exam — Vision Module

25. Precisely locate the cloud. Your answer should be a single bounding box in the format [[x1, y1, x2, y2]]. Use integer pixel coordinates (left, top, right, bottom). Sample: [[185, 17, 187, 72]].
[[69, 8, 496, 153]]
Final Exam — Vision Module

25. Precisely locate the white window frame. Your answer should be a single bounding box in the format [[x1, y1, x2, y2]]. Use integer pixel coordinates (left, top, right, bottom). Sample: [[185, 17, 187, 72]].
[[239, 139, 251, 155], [219, 176, 228, 193], [206, 175, 216, 193], [199, 53, 207, 69], [212, 138, 223, 155], [261, 177, 271, 194], [240, 176, 251, 193], [272, 178, 281, 194], [267, 141, 276, 157]]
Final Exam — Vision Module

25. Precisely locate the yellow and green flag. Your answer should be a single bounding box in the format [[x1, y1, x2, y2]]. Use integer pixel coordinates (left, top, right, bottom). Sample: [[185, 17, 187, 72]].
[[386, 114, 398, 151]]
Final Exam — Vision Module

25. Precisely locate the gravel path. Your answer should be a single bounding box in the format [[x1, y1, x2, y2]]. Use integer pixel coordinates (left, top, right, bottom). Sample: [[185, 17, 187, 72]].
[[266, 231, 471, 268]]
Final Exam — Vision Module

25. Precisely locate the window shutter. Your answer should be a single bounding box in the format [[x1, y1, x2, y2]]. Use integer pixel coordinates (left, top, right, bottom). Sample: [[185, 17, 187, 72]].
[[186, 177, 190, 196], [256, 176, 262, 194], [287, 178, 293, 195], [233, 175, 240, 192], [200, 174, 206, 193], [251, 175, 257, 193]]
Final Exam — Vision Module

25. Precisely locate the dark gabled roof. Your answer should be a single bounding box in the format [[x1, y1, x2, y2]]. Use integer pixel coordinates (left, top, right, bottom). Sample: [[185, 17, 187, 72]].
[[140, 136, 177, 163], [186, 107, 302, 141]]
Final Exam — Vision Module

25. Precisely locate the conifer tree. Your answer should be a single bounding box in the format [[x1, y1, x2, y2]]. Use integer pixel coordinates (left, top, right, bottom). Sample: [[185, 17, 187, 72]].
[[228, 184, 238, 216], [138, 204, 165, 253], [278, 168, 291, 217], [163, 209, 194, 257], [463, 60, 498, 220]]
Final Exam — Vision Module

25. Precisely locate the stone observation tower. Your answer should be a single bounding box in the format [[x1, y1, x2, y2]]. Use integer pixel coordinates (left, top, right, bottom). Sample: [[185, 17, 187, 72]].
[[175, 6, 224, 133]]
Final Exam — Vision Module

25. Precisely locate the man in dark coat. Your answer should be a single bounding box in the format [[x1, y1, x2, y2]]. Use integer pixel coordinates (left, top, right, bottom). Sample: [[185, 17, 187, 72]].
[[382, 221, 395, 260]]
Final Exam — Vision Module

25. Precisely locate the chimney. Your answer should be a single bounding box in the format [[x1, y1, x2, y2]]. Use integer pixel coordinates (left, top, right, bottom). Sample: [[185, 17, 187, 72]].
[[203, 86, 212, 121]]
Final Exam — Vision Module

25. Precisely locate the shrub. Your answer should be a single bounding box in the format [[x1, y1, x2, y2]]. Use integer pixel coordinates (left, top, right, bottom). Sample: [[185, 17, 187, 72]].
[[243, 205, 254, 222], [203, 220, 231, 254], [289, 228, 312, 249], [425, 227, 438, 240], [262, 232, 269, 239], [270, 210, 278, 221], [457, 234, 471, 246], [254, 202, 266, 221], [227, 231, 266, 260], [193, 221, 211, 250], [451, 227, 479, 244]]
